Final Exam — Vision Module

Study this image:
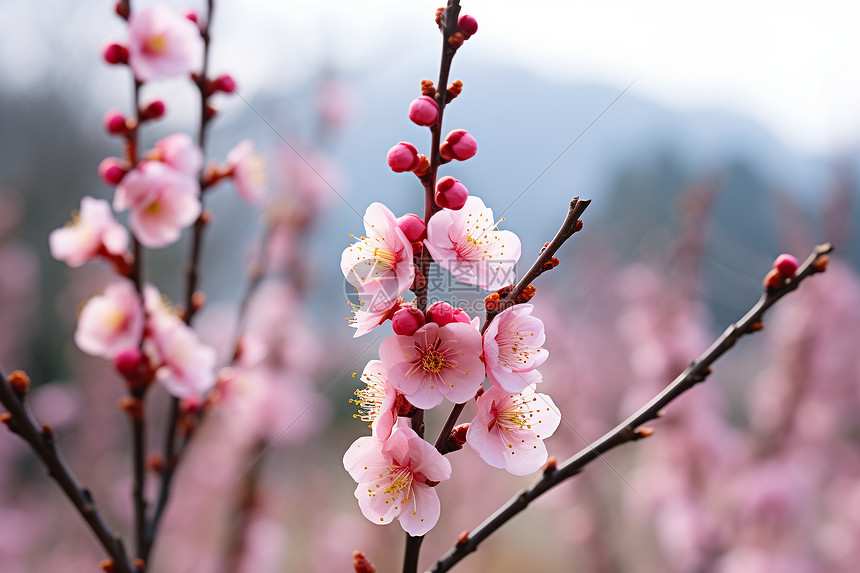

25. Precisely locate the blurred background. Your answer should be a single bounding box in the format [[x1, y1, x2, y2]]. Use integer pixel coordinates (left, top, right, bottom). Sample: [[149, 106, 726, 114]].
[[1, 1, 859, 571]]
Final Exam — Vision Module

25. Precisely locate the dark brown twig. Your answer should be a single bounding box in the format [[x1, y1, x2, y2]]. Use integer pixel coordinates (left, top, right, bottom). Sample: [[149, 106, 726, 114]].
[[145, 0, 216, 560], [428, 243, 833, 573], [404, 3, 462, 572], [0, 367, 134, 573]]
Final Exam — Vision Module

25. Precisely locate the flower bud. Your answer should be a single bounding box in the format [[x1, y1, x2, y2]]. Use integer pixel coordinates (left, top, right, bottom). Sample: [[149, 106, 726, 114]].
[[212, 74, 237, 93], [439, 129, 477, 161], [773, 253, 799, 278], [387, 142, 421, 173], [184, 10, 199, 23], [458, 14, 478, 37], [408, 96, 439, 127], [98, 157, 128, 186], [427, 301, 470, 327], [397, 213, 426, 242], [392, 306, 425, 336], [140, 99, 166, 121], [103, 43, 129, 65], [102, 109, 127, 135], [435, 176, 468, 210], [115, 348, 153, 391]]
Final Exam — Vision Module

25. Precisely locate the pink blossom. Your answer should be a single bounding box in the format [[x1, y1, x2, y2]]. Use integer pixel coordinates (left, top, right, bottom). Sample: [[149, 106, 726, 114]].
[[227, 140, 266, 203], [425, 195, 521, 290], [343, 419, 451, 535], [379, 321, 484, 408], [143, 285, 216, 398], [435, 176, 468, 210], [351, 360, 399, 439], [154, 133, 203, 179], [391, 306, 425, 336], [466, 384, 560, 475], [114, 160, 201, 248], [483, 304, 548, 393], [408, 96, 439, 127], [74, 280, 144, 359], [348, 297, 403, 338], [127, 5, 204, 82], [342, 203, 414, 311], [387, 142, 421, 173], [49, 197, 129, 267]]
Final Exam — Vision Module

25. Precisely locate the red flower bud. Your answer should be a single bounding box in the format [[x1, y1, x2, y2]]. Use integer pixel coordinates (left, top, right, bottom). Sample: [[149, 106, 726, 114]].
[[408, 95, 439, 127], [387, 142, 421, 173], [439, 129, 477, 161], [435, 176, 468, 210]]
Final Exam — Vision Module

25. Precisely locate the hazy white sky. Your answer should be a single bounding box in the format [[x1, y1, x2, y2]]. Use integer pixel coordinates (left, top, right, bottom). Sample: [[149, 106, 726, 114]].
[[2, 1, 858, 155], [214, 0, 860, 155]]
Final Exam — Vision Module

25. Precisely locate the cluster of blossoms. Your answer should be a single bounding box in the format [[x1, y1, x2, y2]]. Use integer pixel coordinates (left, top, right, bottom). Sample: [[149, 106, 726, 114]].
[[50, 3, 264, 401], [341, 11, 560, 536]]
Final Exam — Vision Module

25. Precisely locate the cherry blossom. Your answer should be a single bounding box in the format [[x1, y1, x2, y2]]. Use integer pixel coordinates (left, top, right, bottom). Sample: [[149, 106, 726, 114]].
[[343, 419, 451, 536], [153, 133, 203, 179], [350, 360, 399, 439], [142, 284, 216, 398], [348, 297, 403, 338], [379, 321, 484, 408], [113, 160, 201, 248], [127, 5, 204, 82], [483, 303, 548, 393], [425, 195, 521, 290], [227, 140, 266, 203], [341, 203, 414, 309], [466, 384, 561, 475], [74, 280, 144, 359], [49, 196, 129, 267]]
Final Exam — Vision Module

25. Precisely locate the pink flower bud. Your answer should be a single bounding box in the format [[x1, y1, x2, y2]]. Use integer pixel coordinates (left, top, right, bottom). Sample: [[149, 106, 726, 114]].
[[435, 176, 468, 210], [408, 96, 439, 127], [102, 109, 127, 135], [212, 74, 236, 93], [103, 43, 129, 65], [140, 99, 166, 121], [387, 142, 421, 173], [774, 253, 800, 277], [397, 214, 426, 242], [115, 348, 147, 381], [184, 10, 199, 23], [392, 307, 426, 336], [427, 301, 471, 327], [440, 129, 477, 162], [98, 157, 128, 186], [458, 14, 478, 37]]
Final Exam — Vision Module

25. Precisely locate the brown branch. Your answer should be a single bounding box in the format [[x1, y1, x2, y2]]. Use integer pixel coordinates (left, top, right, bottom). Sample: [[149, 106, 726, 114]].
[[482, 197, 591, 334], [0, 367, 134, 573], [428, 243, 833, 573], [405, 3, 462, 572], [145, 0, 216, 560]]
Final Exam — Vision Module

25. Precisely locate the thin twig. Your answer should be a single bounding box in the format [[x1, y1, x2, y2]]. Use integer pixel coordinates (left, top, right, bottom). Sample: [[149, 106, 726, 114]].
[[428, 243, 833, 573], [0, 367, 134, 573], [405, 3, 462, 572], [145, 0, 216, 559]]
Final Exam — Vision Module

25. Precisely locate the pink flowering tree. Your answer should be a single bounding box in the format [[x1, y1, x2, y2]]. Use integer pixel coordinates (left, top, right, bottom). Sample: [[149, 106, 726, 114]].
[[0, 2, 840, 573], [337, 3, 833, 573]]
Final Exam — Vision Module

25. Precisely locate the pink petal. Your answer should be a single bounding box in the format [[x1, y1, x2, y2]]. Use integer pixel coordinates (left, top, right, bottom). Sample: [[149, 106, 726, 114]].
[[397, 482, 441, 536]]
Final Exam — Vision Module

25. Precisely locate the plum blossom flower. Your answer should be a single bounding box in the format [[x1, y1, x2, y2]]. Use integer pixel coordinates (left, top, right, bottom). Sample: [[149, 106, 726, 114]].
[[343, 419, 451, 535], [127, 5, 204, 82], [341, 203, 414, 311], [114, 160, 201, 248], [379, 321, 484, 408], [350, 360, 399, 439], [227, 140, 267, 203], [49, 197, 129, 267], [425, 195, 521, 290], [348, 297, 404, 338], [153, 133, 203, 178], [143, 284, 216, 398], [75, 280, 144, 359], [483, 304, 548, 393], [466, 384, 561, 475]]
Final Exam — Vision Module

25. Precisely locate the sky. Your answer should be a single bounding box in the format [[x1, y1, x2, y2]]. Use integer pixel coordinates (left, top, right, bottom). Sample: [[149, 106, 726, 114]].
[[1, 1, 859, 156]]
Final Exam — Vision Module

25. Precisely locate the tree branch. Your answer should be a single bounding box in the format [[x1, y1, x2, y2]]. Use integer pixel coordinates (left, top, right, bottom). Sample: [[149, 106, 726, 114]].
[[0, 367, 134, 573], [428, 243, 833, 573]]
